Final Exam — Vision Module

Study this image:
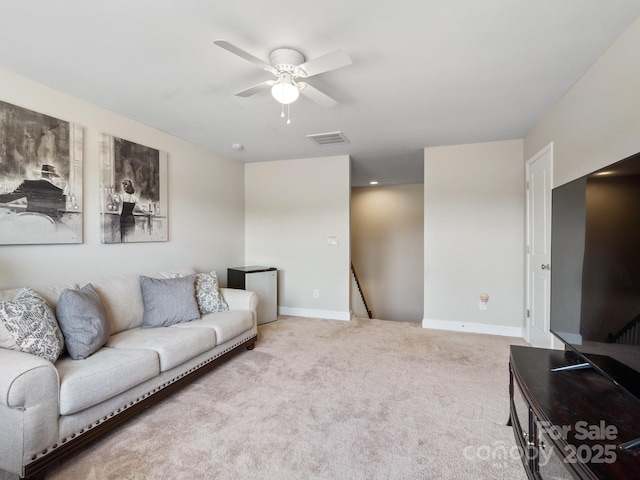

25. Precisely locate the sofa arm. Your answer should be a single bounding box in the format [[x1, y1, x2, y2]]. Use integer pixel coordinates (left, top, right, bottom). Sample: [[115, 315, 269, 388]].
[[220, 287, 259, 318], [0, 348, 59, 476], [0, 348, 59, 408]]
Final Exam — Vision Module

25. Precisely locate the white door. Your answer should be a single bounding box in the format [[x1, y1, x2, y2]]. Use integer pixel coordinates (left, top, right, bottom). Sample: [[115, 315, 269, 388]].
[[526, 144, 554, 347]]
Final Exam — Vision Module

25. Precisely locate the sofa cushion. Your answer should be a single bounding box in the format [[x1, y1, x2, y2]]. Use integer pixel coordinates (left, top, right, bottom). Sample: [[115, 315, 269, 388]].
[[0, 288, 22, 304], [56, 347, 159, 415], [170, 310, 253, 345], [154, 265, 197, 279], [0, 288, 65, 363], [106, 326, 216, 372], [34, 283, 81, 309], [56, 284, 110, 360], [92, 274, 144, 334], [0, 283, 80, 308], [195, 271, 229, 314], [139, 274, 200, 328]]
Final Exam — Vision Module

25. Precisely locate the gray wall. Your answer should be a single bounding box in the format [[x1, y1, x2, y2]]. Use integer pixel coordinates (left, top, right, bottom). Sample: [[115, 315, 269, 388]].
[[525, 17, 640, 348], [525, 17, 640, 186], [351, 184, 424, 322], [423, 140, 525, 336], [4, 15, 639, 329], [245, 156, 351, 320], [0, 68, 245, 290]]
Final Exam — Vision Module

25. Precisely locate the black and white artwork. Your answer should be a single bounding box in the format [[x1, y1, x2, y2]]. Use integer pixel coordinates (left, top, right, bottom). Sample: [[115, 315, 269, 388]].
[[99, 134, 168, 243], [0, 100, 83, 245]]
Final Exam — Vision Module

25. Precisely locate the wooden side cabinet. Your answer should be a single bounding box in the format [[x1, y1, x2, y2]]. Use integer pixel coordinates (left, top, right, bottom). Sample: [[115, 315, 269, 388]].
[[509, 345, 640, 479]]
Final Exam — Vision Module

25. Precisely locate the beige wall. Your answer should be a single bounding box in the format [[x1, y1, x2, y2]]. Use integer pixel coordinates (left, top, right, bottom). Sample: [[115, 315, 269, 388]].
[[423, 140, 525, 336], [525, 16, 640, 186], [0, 68, 245, 290], [245, 156, 351, 320], [5, 14, 637, 322], [351, 184, 424, 322], [525, 17, 640, 349]]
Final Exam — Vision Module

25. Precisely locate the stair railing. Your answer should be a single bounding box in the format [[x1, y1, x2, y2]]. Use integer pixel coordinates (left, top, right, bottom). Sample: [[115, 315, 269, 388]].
[[606, 313, 640, 345], [351, 262, 372, 319]]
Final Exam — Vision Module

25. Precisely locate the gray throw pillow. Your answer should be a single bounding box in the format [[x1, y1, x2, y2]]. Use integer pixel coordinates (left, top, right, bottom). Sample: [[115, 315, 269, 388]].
[[139, 274, 200, 328], [0, 288, 64, 363], [195, 271, 229, 314], [56, 283, 110, 360]]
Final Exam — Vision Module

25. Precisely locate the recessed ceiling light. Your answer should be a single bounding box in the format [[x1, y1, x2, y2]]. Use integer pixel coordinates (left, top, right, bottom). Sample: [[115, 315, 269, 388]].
[[370, 181, 379, 185], [231, 144, 244, 151]]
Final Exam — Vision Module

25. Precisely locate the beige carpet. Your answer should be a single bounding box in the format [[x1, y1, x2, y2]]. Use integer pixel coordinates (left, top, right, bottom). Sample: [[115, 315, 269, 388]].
[[3, 316, 529, 480]]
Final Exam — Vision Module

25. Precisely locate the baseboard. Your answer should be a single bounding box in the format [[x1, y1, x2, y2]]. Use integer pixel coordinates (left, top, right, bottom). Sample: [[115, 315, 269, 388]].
[[278, 307, 351, 321], [422, 318, 524, 338]]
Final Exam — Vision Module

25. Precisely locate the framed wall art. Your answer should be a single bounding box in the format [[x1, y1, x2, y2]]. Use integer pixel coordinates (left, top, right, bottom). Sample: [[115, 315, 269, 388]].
[[99, 134, 168, 243], [0, 100, 83, 245]]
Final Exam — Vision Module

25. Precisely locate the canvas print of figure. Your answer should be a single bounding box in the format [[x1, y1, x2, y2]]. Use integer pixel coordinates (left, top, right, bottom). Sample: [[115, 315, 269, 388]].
[[0, 100, 83, 245], [99, 134, 168, 243]]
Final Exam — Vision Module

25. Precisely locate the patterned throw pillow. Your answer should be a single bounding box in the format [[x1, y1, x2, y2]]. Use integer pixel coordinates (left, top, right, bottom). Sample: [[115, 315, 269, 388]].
[[195, 271, 229, 314], [0, 288, 65, 363]]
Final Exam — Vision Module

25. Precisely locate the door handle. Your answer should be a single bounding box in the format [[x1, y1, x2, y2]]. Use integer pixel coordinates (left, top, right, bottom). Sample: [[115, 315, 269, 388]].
[[541, 264, 550, 270]]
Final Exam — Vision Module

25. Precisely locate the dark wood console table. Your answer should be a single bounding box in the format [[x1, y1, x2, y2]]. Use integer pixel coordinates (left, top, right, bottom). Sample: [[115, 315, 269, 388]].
[[509, 345, 640, 479]]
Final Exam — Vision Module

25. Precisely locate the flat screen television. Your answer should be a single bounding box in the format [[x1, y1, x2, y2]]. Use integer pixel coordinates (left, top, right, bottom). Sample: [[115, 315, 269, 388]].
[[550, 150, 640, 416]]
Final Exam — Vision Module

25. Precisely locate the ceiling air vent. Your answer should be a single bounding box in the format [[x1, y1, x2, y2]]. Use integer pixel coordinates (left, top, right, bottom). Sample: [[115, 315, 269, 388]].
[[306, 131, 350, 146]]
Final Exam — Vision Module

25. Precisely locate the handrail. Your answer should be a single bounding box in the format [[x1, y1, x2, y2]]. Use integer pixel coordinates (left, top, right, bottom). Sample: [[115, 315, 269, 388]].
[[351, 262, 372, 319], [605, 313, 640, 345]]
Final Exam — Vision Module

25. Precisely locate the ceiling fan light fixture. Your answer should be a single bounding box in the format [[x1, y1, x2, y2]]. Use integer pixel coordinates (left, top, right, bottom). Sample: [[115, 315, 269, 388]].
[[271, 73, 299, 104]]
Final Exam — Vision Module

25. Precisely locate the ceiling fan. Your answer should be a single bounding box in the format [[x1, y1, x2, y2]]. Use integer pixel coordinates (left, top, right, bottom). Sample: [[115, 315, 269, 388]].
[[214, 40, 352, 111]]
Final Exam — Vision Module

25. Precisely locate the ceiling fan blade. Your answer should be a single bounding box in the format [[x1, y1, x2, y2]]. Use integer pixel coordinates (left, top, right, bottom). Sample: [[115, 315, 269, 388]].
[[235, 81, 273, 97], [294, 50, 352, 78], [298, 82, 338, 107], [214, 40, 277, 74]]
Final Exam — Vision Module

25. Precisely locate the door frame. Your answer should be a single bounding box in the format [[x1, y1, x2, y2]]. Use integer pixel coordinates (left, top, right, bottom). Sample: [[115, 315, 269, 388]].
[[525, 142, 554, 346]]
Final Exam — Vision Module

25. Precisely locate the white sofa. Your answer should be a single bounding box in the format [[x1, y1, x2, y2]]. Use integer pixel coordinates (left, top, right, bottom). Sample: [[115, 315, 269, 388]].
[[0, 266, 258, 480]]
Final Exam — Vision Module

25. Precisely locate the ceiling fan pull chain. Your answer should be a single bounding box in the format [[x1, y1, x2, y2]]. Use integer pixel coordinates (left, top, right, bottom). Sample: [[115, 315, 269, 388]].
[[281, 101, 285, 118], [287, 103, 291, 125]]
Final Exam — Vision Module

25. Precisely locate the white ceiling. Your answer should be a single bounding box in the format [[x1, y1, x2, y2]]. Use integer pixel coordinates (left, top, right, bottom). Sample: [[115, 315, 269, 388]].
[[1, 1, 639, 186]]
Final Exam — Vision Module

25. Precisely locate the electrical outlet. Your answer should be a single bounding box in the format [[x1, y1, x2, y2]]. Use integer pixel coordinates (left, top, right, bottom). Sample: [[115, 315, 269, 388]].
[[313, 289, 320, 298], [479, 293, 489, 310]]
